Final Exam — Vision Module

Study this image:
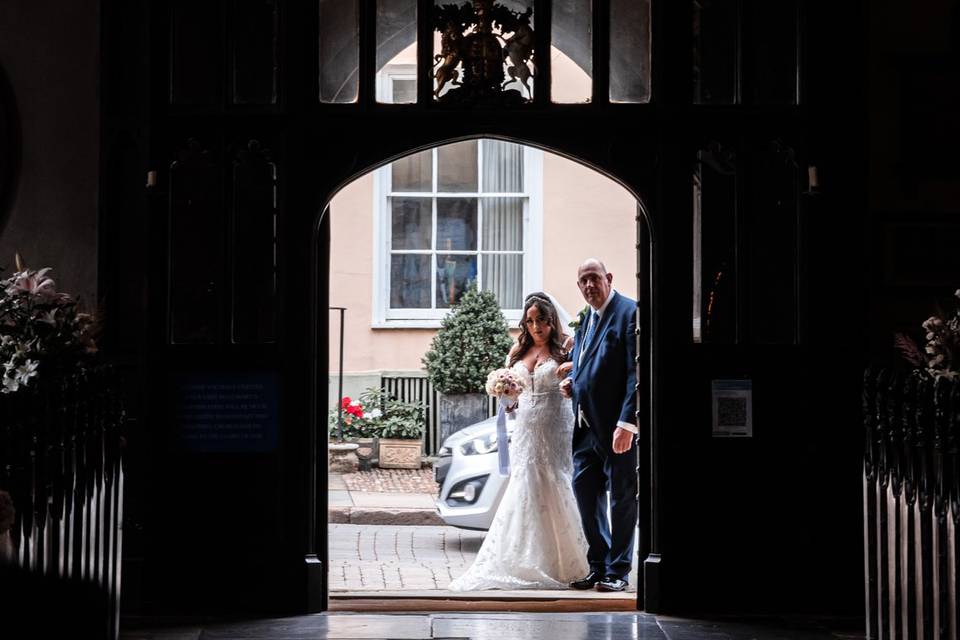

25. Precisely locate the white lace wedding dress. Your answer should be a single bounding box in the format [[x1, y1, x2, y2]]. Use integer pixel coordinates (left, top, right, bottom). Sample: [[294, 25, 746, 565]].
[[448, 359, 589, 591]]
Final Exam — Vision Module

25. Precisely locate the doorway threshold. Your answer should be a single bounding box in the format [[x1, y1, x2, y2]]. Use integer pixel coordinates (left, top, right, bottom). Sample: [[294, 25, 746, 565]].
[[329, 590, 639, 613]]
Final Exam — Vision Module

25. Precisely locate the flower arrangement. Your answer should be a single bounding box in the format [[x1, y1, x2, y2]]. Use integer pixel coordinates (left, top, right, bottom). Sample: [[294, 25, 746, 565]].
[[328, 395, 375, 439], [0, 255, 98, 394], [484, 367, 526, 401], [894, 289, 960, 380]]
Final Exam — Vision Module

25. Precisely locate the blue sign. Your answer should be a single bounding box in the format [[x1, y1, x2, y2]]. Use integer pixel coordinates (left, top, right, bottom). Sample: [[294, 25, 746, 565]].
[[174, 372, 279, 452]]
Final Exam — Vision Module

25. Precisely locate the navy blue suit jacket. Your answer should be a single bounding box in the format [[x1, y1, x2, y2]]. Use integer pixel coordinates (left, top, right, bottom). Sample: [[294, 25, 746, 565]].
[[569, 291, 638, 443]]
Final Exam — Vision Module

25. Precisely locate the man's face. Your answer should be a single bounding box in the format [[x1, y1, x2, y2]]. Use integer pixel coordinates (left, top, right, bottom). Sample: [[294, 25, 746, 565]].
[[577, 263, 613, 309]]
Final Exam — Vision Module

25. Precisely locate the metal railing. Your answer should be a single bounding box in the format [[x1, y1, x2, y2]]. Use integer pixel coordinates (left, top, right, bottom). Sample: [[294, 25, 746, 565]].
[[380, 375, 496, 455], [863, 367, 960, 640], [0, 366, 125, 639]]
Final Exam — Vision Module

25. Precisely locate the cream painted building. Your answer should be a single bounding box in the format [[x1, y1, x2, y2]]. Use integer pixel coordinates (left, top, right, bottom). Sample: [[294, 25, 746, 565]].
[[328, 45, 639, 403]]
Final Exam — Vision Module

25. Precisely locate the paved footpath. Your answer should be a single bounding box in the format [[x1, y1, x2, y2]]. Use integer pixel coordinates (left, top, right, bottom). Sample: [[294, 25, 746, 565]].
[[328, 523, 481, 592], [329, 470, 444, 526], [328, 523, 638, 597]]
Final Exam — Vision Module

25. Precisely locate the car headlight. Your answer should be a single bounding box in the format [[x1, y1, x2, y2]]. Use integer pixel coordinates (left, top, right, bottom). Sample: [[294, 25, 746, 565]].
[[459, 432, 498, 456]]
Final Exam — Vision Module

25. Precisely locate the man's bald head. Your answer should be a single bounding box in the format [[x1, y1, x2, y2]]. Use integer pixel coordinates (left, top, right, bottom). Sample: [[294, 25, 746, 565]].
[[577, 258, 613, 309], [578, 258, 608, 276]]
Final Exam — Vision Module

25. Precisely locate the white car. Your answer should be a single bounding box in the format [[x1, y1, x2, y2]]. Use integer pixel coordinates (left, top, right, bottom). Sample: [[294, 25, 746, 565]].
[[434, 416, 511, 530]]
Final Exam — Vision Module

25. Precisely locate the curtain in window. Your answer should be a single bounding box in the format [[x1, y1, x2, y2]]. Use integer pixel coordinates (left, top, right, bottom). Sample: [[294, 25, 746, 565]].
[[482, 140, 523, 192], [482, 197, 523, 309], [480, 140, 524, 309]]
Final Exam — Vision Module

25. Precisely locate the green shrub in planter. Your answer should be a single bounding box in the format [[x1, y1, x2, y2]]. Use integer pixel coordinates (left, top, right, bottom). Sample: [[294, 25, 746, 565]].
[[421, 284, 513, 394], [358, 387, 425, 440]]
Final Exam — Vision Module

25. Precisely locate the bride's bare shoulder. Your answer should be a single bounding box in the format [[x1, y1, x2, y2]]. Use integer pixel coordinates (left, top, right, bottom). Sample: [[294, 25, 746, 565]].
[[505, 342, 521, 367]]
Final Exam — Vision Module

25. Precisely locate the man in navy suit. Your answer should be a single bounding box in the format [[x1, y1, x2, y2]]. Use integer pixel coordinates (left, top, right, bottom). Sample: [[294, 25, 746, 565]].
[[559, 258, 638, 592]]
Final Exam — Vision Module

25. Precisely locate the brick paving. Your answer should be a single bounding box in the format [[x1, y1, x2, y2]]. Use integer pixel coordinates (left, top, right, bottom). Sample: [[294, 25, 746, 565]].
[[328, 523, 481, 591], [341, 468, 439, 497], [328, 523, 639, 595]]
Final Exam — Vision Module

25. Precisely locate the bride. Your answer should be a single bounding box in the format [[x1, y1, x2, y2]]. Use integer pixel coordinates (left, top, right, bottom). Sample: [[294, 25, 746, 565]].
[[448, 292, 588, 590]]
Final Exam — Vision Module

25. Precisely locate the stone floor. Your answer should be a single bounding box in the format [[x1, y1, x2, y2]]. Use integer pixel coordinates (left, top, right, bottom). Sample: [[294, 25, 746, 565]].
[[120, 611, 866, 639]]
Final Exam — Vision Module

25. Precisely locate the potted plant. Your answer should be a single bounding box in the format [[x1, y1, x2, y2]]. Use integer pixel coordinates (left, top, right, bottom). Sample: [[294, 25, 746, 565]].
[[422, 284, 513, 442], [327, 396, 373, 473], [360, 387, 426, 469], [0, 254, 99, 394]]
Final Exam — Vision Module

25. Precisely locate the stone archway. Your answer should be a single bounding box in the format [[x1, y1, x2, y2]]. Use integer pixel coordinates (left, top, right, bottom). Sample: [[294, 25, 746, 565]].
[[310, 134, 656, 611]]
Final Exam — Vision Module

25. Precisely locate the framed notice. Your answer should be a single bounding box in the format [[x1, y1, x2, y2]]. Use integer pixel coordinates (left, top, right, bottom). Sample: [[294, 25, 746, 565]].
[[711, 379, 753, 438], [173, 372, 279, 452]]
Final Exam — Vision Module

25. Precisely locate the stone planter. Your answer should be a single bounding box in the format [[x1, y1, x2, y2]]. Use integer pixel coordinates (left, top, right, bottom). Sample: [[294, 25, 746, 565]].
[[377, 438, 422, 469], [328, 441, 360, 473], [438, 392, 488, 443]]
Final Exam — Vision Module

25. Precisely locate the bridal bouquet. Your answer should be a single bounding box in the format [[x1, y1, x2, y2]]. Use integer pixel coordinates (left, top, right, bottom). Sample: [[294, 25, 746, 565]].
[[485, 367, 525, 477], [485, 367, 526, 402]]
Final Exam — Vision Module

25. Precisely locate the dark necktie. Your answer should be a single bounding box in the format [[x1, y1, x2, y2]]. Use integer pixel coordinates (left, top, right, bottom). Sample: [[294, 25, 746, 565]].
[[578, 311, 599, 366]]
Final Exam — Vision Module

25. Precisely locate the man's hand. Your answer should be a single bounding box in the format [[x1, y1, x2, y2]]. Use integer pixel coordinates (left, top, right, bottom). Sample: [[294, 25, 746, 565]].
[[556, 361, 573, 378], [612, 426, 634, 454], [559, 377, 573, 398]]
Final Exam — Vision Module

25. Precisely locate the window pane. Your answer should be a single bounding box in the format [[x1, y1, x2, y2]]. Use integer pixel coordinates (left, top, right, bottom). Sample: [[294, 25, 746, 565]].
[[391, 254, 432, 308], [692, 173, 702, 342], [751, 0, 798, 104], [482, 140, 523, 192], [436, 254, 477, 308], [391, 197, 432, 249], [437, 198, 477, 251], [746, 142, 798, 343], [319, 0, 358, 103], [500, 0, 536, 101], [482, 254, 523, 309], [376, 0, 417, 103], [392, 150, 432, 192], [392, 78, 417, 103], [231, 139, 278, 344], [610, 0, 651, 103], [482, 198, 523, 251], [693, 0, 739, 104], [696, 145, 738, 343], [552, 0, 593, 104], [438, 141, 478, 191]]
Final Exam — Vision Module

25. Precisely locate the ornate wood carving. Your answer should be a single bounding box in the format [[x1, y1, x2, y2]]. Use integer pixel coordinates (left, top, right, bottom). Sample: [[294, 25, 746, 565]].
[[433, 0, 535, 105]]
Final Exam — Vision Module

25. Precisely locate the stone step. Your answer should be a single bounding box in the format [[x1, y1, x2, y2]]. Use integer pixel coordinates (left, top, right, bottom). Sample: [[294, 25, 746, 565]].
[[329, 506, 444, 526]]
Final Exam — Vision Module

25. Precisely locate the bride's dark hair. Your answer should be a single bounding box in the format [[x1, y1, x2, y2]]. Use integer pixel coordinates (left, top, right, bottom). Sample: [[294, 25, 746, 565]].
[[509, 292, 570, 368]]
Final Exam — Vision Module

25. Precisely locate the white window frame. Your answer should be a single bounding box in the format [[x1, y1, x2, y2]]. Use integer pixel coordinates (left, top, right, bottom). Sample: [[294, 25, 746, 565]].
[[372, 141, 544, 329], [376, 64, 417, 104]]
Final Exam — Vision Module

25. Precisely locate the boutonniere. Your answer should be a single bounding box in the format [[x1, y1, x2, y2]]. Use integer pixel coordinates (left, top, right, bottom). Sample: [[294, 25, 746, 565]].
[[569, 305, 590, 331]]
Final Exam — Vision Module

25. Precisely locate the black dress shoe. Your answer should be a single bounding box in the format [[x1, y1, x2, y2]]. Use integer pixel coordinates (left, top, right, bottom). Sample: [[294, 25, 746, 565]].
[[569, 570, 603, 590], [596, 575, 628, 592]]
